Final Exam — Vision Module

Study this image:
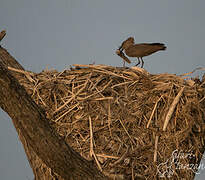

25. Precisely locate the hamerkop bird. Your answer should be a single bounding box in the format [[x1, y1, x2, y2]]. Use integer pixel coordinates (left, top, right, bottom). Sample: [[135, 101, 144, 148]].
[[116, 37, 166, 68]]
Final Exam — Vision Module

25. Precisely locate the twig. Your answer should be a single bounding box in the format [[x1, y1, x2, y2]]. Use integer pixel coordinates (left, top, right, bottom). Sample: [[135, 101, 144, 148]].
[[132, 162, 135, 180], [92, 97, 113, 101], [0, 30, 6, 41], [96, 154, 119, 160], [73, 64, 109, 69], [122, 71, 140, 78], [108, 99, 112, 137], [89, 116, 94, 157], [77, 80, 113, 101], [92, 69, 132, 80], [89, 116, 102, 171], [77, 80, 112, 100], [199, 96, 205, 103], [8, 66, 35, 83], [53, 79, 89, 114], [111, 145, 129, 167], [154, 135, 159, 162], [115, 49, 131, 64], [179, 67, 205, 77], [111, 81, 132, 88], [163, 87, 185, 131], [36, 90, 47, 107], [54, 103, 79, 122], [53, 93, 57, 110], [147, 96, 163, 128], [119, 119, 136, 146]]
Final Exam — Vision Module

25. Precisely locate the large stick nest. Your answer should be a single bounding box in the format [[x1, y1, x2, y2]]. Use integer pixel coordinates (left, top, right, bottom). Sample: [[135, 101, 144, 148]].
[[15, 64, 205, 179]]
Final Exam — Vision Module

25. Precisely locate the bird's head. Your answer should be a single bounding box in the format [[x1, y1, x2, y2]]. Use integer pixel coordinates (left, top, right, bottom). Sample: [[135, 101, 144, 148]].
[[119, 37, 134, 51]]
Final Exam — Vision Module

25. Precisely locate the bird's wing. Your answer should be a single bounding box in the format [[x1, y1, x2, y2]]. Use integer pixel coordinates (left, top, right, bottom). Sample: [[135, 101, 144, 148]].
[[125, 43, 166, 57]]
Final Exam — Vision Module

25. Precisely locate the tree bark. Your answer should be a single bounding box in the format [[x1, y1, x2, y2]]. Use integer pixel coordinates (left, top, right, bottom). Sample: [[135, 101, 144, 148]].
[[0, 47, 107, 180]]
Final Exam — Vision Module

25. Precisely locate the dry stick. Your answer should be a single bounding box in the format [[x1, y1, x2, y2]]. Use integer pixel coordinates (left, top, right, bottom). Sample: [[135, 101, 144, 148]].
[[122, 71, 140, 79], [88, 78, 103, 95], [73, 64, 109, 68], [96, 154, 119, 160], [72, 83, 85, 91], [119, 119, 136, 146], [132, 162, 135, 180], [93, 97, 113, 101], [56, 66, 71, 78], [115, 49, 131, 64], [92, 69, 132, 80], [90, 75, 104, 90], [154, 135, 159, 162], [89, 116, 102, 172], [53, 79, 89, 114], [36, 90, 47, 107], [111, 81, 132, 88], [89, 116, 94, 156], [8, 66, 35, 82], [111, 145, 129, 167], [77, 80, 113, 101], [53, 93, 57, 110], [60, 95, 72, 109], [108, 99, 112, 137], [0, 30, 6, 41], [104, 173, 124, 180], [163, 87, 185, 131], [199, 96, 205, 103], [8, 66, 34, 75], [179, 67, 205, 77], [147, 96, 163, 128], [54, 103, 79, 122], [31, 80, 39, 95]]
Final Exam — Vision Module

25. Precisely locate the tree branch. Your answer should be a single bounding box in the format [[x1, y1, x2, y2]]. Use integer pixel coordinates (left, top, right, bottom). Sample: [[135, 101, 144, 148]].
[[0, 47, 107, 180]]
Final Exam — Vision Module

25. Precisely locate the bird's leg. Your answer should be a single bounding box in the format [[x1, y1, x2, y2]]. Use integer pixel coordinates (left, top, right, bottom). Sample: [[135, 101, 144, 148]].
[[135, 58, 141, 66], [141, 58, 144, 68], [123, 60, 125, 67]]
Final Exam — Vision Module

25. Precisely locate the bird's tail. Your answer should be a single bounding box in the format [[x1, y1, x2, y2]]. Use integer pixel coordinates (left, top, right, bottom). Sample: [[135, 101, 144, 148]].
[[150, 43, 166, 50]]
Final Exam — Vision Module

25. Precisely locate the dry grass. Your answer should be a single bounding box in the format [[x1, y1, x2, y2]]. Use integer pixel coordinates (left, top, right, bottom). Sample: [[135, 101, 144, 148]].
[[10, 64, 205, 179]]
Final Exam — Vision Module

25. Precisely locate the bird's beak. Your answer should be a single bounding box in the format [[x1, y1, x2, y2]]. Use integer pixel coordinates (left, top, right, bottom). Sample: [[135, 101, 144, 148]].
[[118, 45, 123, 51]]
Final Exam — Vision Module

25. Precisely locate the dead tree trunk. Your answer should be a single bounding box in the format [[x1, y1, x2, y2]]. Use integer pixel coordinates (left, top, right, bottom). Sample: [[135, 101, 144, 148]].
[[0, 47, 108, 180]]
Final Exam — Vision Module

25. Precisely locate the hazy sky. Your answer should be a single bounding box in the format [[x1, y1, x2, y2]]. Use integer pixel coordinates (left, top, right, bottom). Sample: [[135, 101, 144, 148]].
[[0, 0, 205, 179]]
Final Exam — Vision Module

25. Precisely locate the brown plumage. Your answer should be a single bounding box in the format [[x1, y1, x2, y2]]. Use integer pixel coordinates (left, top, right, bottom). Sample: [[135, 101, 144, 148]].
[[0, 30, 6, 42], [117, 37, 166, 67]]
